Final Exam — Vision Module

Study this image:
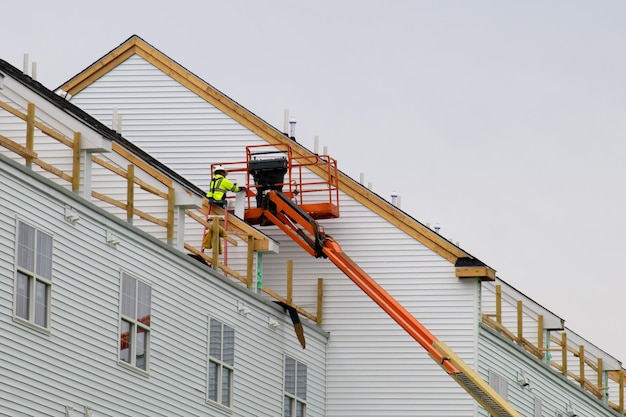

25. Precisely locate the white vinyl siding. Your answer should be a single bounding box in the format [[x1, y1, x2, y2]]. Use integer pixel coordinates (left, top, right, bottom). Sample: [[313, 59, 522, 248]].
[[0, 147, 327, 416], [68, 54, 264, 258], [478, 325, 615, 417], [90, 150, 173, 240], [260, 191, 479, 416], [0, 78, 184, 247], [68, 55, 266, 192]]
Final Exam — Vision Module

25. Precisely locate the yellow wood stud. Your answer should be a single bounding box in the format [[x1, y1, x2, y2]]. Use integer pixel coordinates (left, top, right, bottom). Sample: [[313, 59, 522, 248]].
[[597, 357, 603, 399], [26, 103, 35, 167], [537, 315, 544, 359], [316, 278, 323, 325], [578, 345, 584, 387], [495, 285, 502, 324], [619, 369, 624, 413], [246, 235, 254, 289], [127, 165, 134, 222], [561, 332, 567, 375], [516, 300, 523, 344]]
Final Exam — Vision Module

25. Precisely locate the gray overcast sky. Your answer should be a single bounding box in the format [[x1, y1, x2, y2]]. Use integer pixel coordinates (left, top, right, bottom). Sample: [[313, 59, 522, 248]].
[[5, 1, 626, 359]]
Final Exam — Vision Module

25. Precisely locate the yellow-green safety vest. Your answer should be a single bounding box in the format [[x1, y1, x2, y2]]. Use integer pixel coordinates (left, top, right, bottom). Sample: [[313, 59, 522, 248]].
[[207, 174, 240, 202]]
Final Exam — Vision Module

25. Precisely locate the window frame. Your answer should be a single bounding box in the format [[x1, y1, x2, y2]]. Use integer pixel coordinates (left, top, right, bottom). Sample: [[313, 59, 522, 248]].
[[283, 354, 307, 417], [13, 219, 53, 332], [118, 271, 152, 373], [207, 316, 235, 408]]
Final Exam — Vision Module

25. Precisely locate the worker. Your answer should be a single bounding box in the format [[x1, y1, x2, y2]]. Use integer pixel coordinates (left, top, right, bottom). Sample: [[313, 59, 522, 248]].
[[206, 166, 245, 208]]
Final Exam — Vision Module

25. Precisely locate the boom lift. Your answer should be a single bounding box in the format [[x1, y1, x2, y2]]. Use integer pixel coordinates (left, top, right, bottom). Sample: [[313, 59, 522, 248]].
[[212, 145, 522, 417]]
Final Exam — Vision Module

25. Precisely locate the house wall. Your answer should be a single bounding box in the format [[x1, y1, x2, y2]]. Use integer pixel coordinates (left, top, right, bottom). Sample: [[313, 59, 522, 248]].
[[0, 153, 328, 417], [480, 279, 623, 416], [67, 54, 483, 416], [478, 325, 618, 417], [68, 55, 266, 192]]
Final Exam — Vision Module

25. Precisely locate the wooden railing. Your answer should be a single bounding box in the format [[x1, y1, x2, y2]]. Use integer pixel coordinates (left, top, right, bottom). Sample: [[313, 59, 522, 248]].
[[483, 284, 625, 414], [0, 99, 323, 324], [91, 145, 175, 240]]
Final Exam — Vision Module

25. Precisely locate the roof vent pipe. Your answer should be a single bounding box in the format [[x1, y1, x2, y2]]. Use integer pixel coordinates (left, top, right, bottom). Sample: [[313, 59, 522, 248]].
[[391, 191, 398, 207], [359, 173, 364, 185], [314, 135, 319, 154], [289, 118, 297, 140], [31, 62, 37, 81], [23, 54, 29, 75]]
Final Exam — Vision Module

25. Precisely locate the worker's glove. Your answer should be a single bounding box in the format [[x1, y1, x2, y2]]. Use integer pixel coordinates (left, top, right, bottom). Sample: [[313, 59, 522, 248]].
[[239, 186, 247, 193]]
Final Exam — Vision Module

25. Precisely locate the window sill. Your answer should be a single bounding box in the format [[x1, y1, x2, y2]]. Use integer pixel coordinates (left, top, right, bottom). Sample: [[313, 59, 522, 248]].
[[117, 360, 150, 377], [205, 399, 233, 415], [12, 316, 51, 335]]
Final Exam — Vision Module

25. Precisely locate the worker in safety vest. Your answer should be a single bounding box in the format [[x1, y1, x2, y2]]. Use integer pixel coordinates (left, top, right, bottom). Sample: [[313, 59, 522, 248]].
[[206, 166, 245, 208]]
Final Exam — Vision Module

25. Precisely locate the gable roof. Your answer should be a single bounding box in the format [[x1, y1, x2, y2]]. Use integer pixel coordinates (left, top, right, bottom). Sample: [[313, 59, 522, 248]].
[[59, 34, 494, 278]]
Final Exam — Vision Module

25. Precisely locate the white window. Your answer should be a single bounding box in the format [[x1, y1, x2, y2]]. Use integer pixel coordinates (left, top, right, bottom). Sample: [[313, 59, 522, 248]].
[[488, 370, 509, 400], [119, 272, 151, 371], [208, 318, 234, 407], [284, 355, 307, 417], [14, 220, 53, 329]]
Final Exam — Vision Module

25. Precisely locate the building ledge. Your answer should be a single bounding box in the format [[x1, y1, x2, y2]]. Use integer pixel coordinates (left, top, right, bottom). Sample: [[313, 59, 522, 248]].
[[455, 257, 495, 281]]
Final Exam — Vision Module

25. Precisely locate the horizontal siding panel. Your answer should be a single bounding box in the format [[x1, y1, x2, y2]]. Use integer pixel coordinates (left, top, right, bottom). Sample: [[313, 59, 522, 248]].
[[69, 56, 265, 193]]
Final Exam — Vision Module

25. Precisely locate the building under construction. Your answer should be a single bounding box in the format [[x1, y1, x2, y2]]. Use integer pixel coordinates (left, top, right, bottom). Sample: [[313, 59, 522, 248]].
[[0, 35, 623, 416]]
